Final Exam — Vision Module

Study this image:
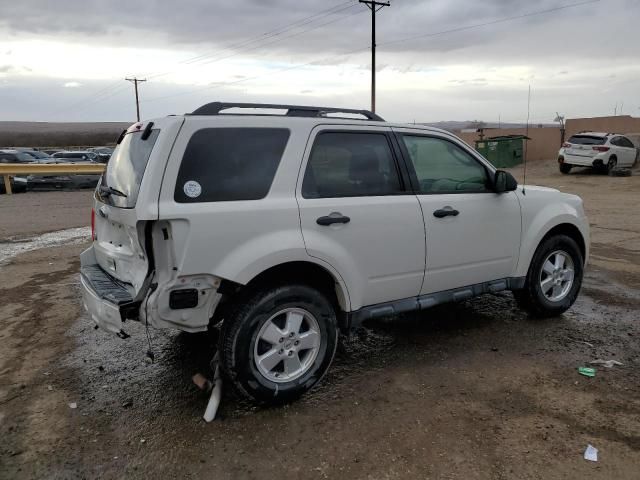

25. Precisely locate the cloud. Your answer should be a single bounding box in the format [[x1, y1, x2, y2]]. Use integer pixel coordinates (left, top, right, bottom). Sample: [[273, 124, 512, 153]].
[[0, 0, 639, 122]]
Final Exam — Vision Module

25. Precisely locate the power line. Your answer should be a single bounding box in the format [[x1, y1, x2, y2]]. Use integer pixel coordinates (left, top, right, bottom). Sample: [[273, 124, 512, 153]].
[[52, 1, 357, 117], [145, 1, 358, 80], [144, 1, 594, 105], [64, 0, 598, 116], [378, 0, 600, 48]]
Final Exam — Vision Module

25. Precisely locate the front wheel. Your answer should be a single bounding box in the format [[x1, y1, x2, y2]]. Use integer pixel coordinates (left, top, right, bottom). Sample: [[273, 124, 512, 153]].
[[514, 234, 583, 318], [220, 284, 338, 405]]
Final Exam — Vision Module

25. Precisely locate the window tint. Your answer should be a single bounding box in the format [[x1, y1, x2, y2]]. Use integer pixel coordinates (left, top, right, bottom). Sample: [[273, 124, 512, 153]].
[[175, 128, 289, 203], [302, 132, 402, 198], [618, 137, 635, 148], [568, 135, 606, 145], [401, 136, 490, 194]]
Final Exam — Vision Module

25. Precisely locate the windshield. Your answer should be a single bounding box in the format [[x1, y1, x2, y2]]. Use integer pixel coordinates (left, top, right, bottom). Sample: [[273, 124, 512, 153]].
[[568, 135, 606, 145], [97, 129, 160, 208]]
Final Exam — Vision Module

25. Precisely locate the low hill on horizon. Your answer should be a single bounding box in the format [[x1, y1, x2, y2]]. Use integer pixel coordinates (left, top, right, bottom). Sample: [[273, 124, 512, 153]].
[[0, 121, 130, 147]]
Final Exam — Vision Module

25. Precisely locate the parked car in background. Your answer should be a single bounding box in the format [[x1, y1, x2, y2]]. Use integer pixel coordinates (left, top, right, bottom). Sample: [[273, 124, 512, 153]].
[[558, 132, 638, 174], [0, 151, 29, 193], [88, 147, 113, 163], [52, 150, 100, 162], [17, 148, 54, 162], [0, 149, 38, 164], [28, 150, 101, 190]]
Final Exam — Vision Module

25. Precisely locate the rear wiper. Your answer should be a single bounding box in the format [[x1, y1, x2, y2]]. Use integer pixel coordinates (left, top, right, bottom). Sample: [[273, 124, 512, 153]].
[[99, 185, 127, 197]]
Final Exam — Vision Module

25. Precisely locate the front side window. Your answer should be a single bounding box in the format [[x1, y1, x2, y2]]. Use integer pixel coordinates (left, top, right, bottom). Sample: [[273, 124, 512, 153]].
[[174, 128, 289, 203], [302, 132, 402, 198], [401, 135, 490, 194]]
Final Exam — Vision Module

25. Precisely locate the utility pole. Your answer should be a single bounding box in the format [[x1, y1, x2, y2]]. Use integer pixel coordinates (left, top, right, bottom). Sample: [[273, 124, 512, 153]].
[[125, 77, 147, 121], [359, 0, 390, 113]]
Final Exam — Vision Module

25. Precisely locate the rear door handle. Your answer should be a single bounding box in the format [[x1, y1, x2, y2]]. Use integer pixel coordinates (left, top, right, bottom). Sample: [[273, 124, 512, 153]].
[[317, 213, 351, 226], [433, 207, 459, 218]]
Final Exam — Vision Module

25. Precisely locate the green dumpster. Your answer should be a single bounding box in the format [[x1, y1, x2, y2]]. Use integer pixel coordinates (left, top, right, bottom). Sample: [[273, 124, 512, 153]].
[[475, 135, 529, 168]]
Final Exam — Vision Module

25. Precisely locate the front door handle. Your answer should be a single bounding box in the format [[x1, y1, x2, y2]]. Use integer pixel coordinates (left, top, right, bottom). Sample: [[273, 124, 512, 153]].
[[317, 213, 351, 226], [433, 207, 459, 218]]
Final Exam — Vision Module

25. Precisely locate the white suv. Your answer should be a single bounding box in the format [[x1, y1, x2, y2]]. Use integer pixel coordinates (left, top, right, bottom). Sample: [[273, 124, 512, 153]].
[[558, 132, 638, 174], [80, 102, 589, 405]]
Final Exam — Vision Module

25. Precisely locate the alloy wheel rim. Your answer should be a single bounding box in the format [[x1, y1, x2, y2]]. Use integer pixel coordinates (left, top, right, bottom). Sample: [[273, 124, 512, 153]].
[[539, 250, 575, 302], [253, 307, 321, 383]]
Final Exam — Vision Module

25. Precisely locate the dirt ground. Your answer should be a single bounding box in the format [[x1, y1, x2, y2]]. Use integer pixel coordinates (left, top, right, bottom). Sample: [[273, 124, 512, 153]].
[[0, 190, 94, 240], [1, 162, 639, 479]]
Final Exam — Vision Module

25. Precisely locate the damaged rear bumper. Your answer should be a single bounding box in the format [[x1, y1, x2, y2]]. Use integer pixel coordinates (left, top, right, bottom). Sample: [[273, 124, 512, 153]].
[[80, 247, 139, 335]]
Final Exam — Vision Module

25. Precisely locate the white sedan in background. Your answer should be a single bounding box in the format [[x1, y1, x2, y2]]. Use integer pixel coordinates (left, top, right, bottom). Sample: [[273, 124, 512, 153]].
[[558, 132, 638, 174]]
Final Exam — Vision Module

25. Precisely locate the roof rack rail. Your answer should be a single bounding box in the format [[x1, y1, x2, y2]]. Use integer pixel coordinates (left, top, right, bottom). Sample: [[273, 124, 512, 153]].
[[190, 102, 384, 121]]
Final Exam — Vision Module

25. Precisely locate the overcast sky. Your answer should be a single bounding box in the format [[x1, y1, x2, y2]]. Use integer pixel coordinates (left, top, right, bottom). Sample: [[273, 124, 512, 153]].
[[0, 0, 638, 123]]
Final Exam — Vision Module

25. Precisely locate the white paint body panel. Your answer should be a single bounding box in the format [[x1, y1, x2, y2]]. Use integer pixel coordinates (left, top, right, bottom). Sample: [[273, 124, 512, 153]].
[[418, 191, 522, 294], [513, 185, 589, 277], [82, 113, 590, 335]]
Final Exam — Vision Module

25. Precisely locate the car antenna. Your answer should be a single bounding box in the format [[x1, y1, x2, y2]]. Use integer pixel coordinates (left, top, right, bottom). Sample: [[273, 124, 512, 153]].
[[522, 84, 531, 195]]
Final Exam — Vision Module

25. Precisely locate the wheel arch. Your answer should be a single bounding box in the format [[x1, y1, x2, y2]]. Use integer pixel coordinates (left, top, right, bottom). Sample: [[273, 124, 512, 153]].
[[245, 261, 350, 311], [539, 223, 586, 261], [515, 214, 589, 278]]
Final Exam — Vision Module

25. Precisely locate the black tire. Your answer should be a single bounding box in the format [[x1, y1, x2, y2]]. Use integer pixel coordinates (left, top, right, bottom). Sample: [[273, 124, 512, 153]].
[[606, 156, 617, 175], [514, 234, 583, 318], [220, 284, 338, 405], [559, 163, 572, 174]]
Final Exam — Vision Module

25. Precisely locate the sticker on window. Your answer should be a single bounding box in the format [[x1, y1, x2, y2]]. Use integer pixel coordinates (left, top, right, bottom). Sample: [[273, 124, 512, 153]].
[[183, 180, 202, 198]]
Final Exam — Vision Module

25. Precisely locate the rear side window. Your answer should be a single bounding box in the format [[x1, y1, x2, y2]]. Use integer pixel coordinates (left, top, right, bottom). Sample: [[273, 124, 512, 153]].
[[568, 135, 606, 145], [302, 132, 402, 198], [615, 136, 635, 148], [174, 128, 289, 203]]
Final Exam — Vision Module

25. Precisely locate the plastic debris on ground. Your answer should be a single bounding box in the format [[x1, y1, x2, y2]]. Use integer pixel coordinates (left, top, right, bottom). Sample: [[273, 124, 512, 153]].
[[578, 367, 596, 377], [68, 402, 77, 409], [590, 359, 623, 368], [584, 444, 598, 462]]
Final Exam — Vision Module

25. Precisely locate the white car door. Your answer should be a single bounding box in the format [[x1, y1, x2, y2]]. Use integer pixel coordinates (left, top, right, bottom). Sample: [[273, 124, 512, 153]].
[[393, 129, 522, 294], [296, 126, 426, 311], [612, 136, 637, 166]]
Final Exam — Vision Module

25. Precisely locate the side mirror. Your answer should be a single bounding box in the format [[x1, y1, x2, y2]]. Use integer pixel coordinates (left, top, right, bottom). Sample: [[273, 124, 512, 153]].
[[494, 170, 518, 193]]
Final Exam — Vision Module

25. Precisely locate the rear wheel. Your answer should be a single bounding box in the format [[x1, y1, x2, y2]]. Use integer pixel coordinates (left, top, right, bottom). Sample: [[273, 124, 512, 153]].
[[559, 163, 572, 174], [607, 156, 617, 175], [220, 284, 338, 405], [514, 234, 583, 318]]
